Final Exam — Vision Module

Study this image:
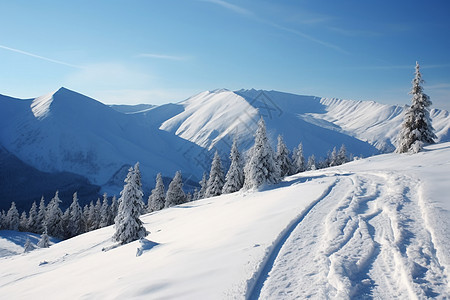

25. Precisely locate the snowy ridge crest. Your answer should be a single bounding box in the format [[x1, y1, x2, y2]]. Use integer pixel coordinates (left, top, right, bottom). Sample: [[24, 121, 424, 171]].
[[31, 90, 57, 120]]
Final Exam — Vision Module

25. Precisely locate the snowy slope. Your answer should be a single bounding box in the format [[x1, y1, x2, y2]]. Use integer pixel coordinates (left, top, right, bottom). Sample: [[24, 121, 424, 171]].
[[0, 88, 205, 198], [1, 142, 449, 299]]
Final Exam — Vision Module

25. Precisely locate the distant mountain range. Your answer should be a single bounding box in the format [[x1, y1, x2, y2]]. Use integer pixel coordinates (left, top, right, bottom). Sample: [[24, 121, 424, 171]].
[[0, 87, 449, 210]]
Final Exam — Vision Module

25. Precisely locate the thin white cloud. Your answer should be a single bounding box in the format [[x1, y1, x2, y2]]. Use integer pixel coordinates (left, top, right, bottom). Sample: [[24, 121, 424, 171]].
[[136, 53, 189, 61], [200, 0, 253, 16], [0, 44, 81, 68], [200, 0, 347, 54]]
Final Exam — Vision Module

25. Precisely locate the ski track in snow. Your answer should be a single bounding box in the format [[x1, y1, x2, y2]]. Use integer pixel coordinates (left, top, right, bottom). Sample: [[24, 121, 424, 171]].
[[248, 172, 449, 299]]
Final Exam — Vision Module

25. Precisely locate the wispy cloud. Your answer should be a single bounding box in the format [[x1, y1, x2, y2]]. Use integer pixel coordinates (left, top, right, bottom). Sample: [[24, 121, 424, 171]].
[[0, 44, 81, 68], [200, 0, 347, 54], [200, 0, 253, 16], [328, 27, 381, 37], [136, 53, 190, 61]]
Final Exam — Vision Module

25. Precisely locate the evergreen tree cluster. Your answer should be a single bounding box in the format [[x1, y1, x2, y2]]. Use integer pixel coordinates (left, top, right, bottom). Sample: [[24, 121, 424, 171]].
[[0, 191, 119, 243]]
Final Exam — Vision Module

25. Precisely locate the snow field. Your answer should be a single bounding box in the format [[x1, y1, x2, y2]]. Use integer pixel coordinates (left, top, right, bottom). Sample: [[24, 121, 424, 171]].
[[0, 143, 449, 299]]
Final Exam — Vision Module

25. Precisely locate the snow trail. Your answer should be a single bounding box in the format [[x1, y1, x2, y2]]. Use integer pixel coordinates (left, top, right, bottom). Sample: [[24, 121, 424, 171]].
[[251, 172, 449, 299]]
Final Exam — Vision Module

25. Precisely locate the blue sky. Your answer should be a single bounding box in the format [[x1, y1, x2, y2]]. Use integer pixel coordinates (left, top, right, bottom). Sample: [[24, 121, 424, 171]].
[[1, 0, 450, 110]]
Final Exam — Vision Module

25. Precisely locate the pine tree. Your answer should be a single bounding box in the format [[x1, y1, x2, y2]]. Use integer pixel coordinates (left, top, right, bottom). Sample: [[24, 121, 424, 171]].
[[306, 155, 316, 171], [45, 191, 64, 239], [337, 144, 349, 165], [148, 173, 166, 212], [329, 147, 338, 167], [396, 62, 436, 153], [36, 196, 46, 234], [223, 139, 244, 194], [165, 171, 186, 208], [23, 238, 36, 253], [113, 165, 147, 244], [87, 201, 98, 231], [27, 201, 38, 233], [205, 151, 225, 198], [243, 117, 281, 190], [133, 162, 146, 214], [37, 227, 50, 248], [66, 192, 83, 238], [99, 193, 110, 228], [291, 143, 306, 174], [6, 202, 20, 231], [19, 211, 28, 232], [197, 173, 208, 200], [276, 135, 292, 177], [109, 196, 118, 226], [82, 204, 90, 232], [0, 210, 5, 230]]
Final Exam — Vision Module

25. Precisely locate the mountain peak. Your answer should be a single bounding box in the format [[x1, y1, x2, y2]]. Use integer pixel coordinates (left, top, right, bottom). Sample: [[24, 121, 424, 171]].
[[30, 89, 59, 120]]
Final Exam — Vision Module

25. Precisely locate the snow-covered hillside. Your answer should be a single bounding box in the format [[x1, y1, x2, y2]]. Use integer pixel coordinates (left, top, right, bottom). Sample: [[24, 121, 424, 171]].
[[1, 142, 449, 299]]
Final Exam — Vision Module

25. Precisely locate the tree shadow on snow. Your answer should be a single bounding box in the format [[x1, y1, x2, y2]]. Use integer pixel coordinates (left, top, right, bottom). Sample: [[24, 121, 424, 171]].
[[136, 238, 160, 257]]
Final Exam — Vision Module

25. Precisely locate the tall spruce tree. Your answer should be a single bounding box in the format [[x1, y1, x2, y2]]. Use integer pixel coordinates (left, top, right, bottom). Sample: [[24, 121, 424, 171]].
[[66, 192, 83, 238], [37, 227, 50, 248], [396, 62, 436, 153], [19, 211, 28, 232], [6, 202, 20, 231], [197, 173, 208, 200], [113, 165, 147, 244], [99, 193, 110, 228], [223, 139, 244, 194], [36, 196, 46, 234], [306, 155, 317, 171], [27, 201, 38, 233], [243, 117, 280, 190], [291, 143, 305, 174], [205, 151, 225, 197], [133, 162, 146, 214], [165, 171, 186, 208], [276, 135, 292, 177], [109, 196, 118, 225], [337, 144, 349, 165], [148, 173, 166, 212], [46, 191, 64, 239]]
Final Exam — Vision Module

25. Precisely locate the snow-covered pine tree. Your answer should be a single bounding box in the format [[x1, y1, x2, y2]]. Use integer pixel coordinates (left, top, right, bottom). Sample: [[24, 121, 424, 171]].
[[243, 117, 281, 190], [45, 191, 64, 239], [205, 151, 225, 197], [192, 188, 199, 201], [113, 165, 147, 244], [37, 227, 50, 248], [223, 139, 244, 194], [95, 198, 102, 225], [109, 196, 118, 225], [148, 173, 165, 212], [396, 62, 437, 153], [276, 135, 292, 177], [36, 196, 46, 234], [23, 238, 36, 253], [306, 155, 317, 171], [165, 171, 186, 208], [27, 201, 38, 233], [19, 211, 28, 232], [197, 173, 208, 200], [329, 147, 338, 167], [337, 144, 349, 165], [0, 210, 5, 230], [87, 201, 98, 231], [66, 192, 84, 238], [132, 162, 146, 214], [291, 142, 306, 174], [99, 193, 110, 228], [6, 202, 20, 231]]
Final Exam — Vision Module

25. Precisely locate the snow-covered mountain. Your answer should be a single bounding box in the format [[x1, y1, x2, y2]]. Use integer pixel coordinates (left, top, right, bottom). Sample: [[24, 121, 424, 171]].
[[1, 87, 449, 210], [1, 142, 449, 299]]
